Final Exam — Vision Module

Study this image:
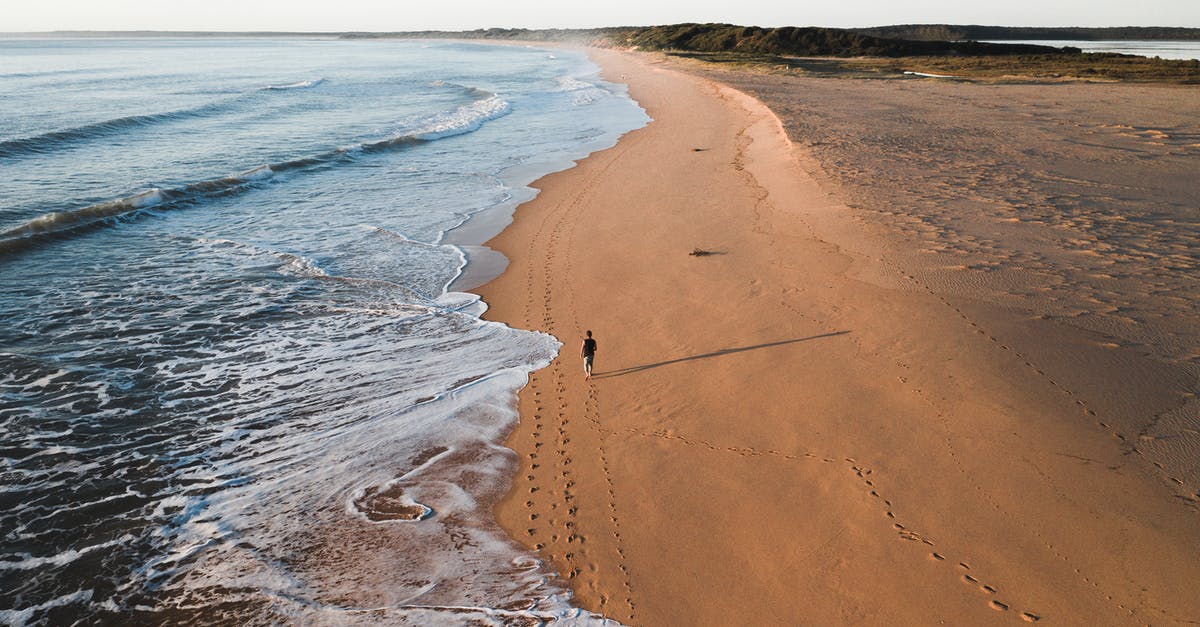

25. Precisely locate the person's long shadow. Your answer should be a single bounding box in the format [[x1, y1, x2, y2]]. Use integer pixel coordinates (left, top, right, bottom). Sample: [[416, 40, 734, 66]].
[[592, 330, 851, 379]]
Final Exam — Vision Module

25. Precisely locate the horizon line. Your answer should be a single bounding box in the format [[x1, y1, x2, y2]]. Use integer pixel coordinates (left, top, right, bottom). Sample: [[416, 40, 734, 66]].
[[3, 24, 1200, 36]]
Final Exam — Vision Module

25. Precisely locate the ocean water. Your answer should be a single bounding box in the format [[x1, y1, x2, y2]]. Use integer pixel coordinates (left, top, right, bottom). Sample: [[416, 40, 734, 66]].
[[0, 37, 647, 624]]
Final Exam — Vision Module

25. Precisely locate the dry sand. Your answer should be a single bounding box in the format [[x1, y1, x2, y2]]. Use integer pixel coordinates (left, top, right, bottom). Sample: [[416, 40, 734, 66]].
[[477, 49, 1200, 625]]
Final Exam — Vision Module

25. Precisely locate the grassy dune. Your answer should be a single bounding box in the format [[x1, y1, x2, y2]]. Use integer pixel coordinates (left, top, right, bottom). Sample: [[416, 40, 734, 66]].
[[662, 50, 1200, 83], [341, 23, 1200, 83], [611, 23, 1066, 57]]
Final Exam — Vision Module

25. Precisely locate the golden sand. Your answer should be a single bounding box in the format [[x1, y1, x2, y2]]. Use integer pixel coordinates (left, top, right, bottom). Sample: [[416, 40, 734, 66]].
[[477, 48, 1200, 625]]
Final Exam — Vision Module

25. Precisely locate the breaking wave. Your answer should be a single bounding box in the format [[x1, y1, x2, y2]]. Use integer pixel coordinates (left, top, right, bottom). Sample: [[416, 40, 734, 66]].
[[0, 39, 648, 625], [261, 77, 326, 91], [0, 91, 511, 254]]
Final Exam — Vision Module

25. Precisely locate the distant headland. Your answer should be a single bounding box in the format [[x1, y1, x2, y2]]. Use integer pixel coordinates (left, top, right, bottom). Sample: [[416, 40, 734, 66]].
[[8, 24, 1199, 82]]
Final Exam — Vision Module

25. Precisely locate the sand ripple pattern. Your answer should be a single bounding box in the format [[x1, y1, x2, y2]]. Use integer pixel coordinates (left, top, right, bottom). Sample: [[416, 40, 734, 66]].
[[711, 71, 1200, 495]]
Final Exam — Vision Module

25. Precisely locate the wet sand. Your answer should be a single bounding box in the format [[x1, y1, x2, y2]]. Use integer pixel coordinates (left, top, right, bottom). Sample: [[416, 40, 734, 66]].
[[477, 49, 1200, 625]]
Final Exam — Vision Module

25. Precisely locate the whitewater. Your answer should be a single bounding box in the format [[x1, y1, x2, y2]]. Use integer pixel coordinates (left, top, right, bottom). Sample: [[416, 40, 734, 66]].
[[0, 36, 647, 624]]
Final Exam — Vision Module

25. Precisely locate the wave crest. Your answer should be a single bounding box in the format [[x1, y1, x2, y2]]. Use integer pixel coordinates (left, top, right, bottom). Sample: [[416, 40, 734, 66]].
[[0, 92, 511, 254], [554, 75, 610, 107], [412, 94, 510, 141], [0, 101, 234, 159], [0, 78, 329, 159], [261, 78, 325, 91]]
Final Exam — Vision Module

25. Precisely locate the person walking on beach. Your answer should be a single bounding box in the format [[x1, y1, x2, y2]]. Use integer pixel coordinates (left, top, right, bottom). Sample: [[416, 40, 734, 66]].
[[580, 330, 597, 381]]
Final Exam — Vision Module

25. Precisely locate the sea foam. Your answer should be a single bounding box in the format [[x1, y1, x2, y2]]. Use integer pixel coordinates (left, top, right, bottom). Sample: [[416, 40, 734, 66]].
[[0, 38, 647, 624]]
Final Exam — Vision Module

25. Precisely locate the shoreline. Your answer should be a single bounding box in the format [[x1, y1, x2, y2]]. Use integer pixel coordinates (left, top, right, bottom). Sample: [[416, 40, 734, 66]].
[[443, 40, 648, 293], [477, 48, 1200, 624]]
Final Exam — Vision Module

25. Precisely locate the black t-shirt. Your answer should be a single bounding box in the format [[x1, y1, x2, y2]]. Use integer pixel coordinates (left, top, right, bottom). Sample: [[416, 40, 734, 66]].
[[582, 338, 597, 357]]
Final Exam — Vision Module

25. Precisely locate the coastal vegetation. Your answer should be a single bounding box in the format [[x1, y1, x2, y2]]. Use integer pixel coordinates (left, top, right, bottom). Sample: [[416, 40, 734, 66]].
[[666, 50, 1200, 83], [345, 24, 1068, 57], [601, 24, 1200, 82], [342, 23, 1200, 82], [608, 23, 1064, 57], [856, 25, 1200, 42], [877, 53, 1200, 82]]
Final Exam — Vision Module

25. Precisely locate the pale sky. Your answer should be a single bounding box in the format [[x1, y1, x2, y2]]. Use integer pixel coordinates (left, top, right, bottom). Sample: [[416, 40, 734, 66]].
[[5, 0, 1199, 32]]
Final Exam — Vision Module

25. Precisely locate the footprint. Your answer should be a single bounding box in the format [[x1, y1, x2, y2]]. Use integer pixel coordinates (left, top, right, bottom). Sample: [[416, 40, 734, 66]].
[[1020, 612, 1040, 622], [989, 600, 1009, 612], [930, 552, 945, 561]]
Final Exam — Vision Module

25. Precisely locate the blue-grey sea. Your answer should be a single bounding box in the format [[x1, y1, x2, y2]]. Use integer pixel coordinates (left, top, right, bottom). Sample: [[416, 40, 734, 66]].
[[0, 37, 647, 625]]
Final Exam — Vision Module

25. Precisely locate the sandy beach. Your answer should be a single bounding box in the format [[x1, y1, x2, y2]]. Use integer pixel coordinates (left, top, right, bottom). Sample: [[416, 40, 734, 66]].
[[477, 48, 1200, 625]]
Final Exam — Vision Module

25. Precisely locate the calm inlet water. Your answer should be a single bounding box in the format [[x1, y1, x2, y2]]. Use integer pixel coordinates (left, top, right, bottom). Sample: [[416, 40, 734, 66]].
[[984, 39, 1200, 61], [0, 37, 647, 624]]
